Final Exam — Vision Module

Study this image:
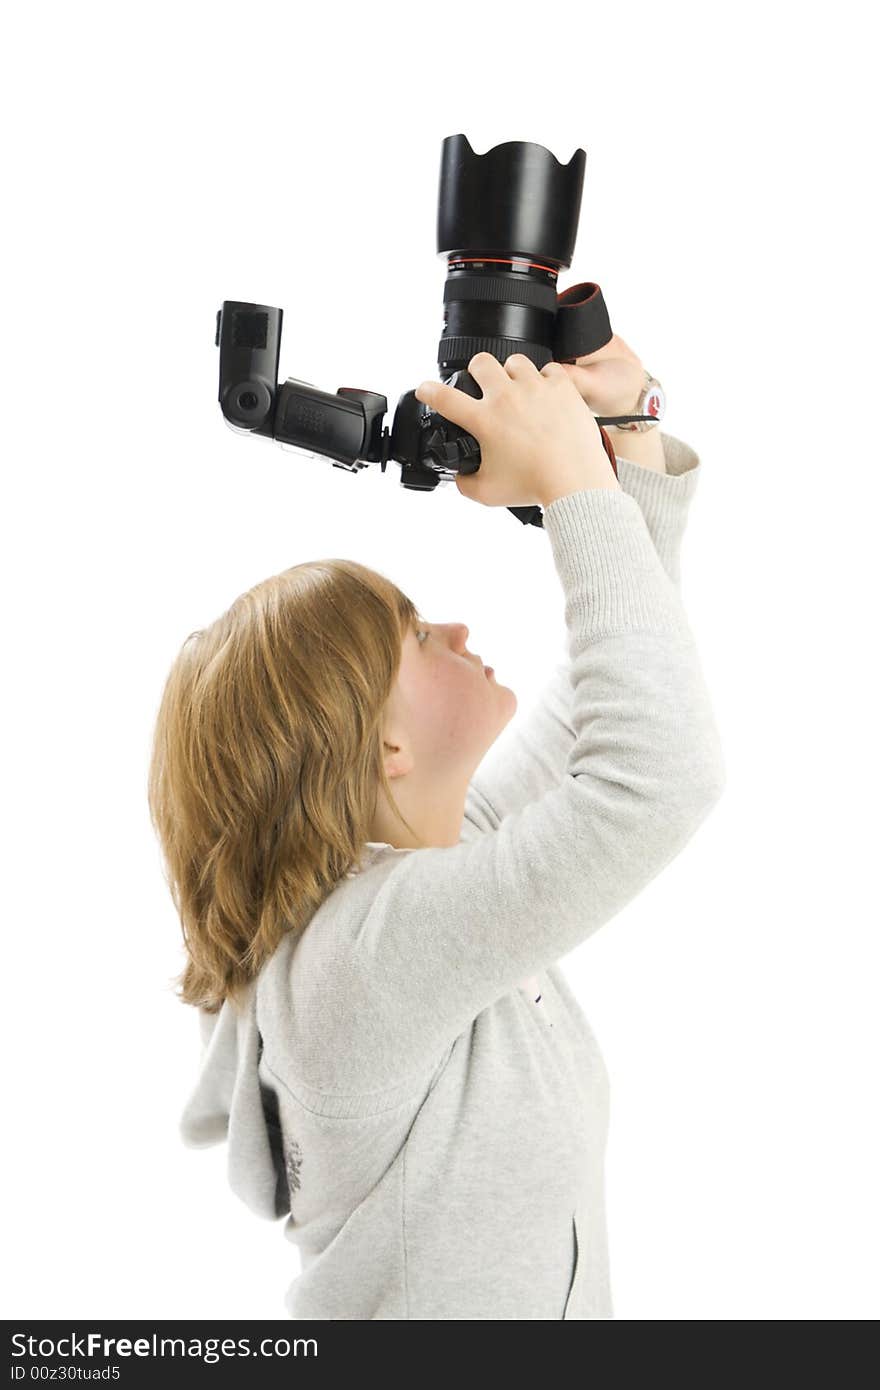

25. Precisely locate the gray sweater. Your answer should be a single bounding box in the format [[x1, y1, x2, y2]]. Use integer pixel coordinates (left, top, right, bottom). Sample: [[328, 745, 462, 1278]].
[[179, 433, 726, 1320]]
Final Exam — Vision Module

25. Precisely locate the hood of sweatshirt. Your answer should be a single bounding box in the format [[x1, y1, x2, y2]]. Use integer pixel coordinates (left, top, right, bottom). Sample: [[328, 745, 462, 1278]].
[[177, 841, 407, 1222], [178, 975, 290, 1222]]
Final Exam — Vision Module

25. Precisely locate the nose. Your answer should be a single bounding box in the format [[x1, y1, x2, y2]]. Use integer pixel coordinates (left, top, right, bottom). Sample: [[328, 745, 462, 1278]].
[[453, 623, 483, 666], [442, 622, 473, 656]]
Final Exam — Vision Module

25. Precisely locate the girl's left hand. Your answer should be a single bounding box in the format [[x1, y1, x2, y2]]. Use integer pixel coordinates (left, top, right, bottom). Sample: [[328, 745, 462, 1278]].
[[557, 332, 647, 419]]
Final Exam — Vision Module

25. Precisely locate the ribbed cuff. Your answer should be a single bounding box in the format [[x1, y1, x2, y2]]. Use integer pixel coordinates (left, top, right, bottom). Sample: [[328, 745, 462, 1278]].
[[542, 485, 690, 641], [614, 432, 701, 583], [662, 431, 700, 478]]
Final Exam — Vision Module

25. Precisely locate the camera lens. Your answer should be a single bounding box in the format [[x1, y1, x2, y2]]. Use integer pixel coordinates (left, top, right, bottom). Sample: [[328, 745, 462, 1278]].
[[435, 134, 586, 374]]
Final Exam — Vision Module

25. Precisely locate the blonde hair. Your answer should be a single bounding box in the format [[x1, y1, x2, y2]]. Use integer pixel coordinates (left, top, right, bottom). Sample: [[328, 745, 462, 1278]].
[[147, 558, 424, 1016]]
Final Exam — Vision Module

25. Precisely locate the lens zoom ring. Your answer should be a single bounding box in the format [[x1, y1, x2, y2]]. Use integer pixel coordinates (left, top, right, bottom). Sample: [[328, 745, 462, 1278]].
[[443, 275, 557, 310]]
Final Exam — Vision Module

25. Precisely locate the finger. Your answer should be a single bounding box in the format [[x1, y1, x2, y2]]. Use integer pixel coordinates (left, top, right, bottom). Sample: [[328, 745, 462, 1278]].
[[557, 362, 591, 390], [467, 351, 511, 393], [415, 378, 482, 434], [539, 361, 568, 382], [503, 352, 540, 380]]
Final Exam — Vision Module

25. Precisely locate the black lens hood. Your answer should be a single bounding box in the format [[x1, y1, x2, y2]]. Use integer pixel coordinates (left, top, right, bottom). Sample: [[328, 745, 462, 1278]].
[[437, 133, 586, 269]]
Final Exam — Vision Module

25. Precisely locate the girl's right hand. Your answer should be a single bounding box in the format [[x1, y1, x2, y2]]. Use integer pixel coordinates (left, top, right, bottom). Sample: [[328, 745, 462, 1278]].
[[414, 352, 619, 509]]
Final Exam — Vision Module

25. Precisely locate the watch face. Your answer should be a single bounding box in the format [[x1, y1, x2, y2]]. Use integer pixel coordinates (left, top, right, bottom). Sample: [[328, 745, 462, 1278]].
[[644, 383, 666, 422]]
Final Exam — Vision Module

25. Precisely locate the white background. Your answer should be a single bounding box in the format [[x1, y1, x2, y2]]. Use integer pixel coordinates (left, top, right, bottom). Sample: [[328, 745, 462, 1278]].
[[3, 0, 877, 1322]]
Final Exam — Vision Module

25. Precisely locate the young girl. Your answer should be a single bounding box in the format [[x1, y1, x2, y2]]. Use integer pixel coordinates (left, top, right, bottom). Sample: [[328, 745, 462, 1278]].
[[150, 340, 725, 1319]]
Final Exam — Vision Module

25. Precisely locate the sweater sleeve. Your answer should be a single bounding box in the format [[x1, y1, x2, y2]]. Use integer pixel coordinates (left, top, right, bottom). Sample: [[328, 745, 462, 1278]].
[[318, 482, 726, 1093], [613, 431, 702, 587], [461, 430, 704, 836]]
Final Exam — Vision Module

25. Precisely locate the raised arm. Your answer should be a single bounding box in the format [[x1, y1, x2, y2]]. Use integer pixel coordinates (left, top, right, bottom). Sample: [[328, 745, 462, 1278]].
[[282, 484, 725, 1095], [462, 430, 703, 836]]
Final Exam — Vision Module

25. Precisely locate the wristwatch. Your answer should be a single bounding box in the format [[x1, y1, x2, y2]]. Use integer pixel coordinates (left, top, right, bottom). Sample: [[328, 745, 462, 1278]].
[[608, 369, 665, 432]]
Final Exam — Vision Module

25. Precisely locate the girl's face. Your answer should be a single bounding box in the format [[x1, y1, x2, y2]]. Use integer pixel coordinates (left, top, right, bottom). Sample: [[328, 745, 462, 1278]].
[[388, 616, 517, 783]]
